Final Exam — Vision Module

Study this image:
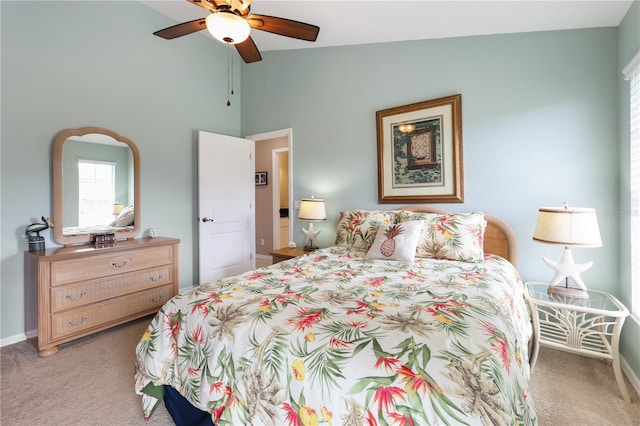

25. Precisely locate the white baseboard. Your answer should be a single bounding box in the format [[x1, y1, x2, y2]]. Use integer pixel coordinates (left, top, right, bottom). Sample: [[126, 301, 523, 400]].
[[0, 328, 36, 348], [256, 253, 272, 268], [622, 356, 640, 399], [1, 332, 27, 348]]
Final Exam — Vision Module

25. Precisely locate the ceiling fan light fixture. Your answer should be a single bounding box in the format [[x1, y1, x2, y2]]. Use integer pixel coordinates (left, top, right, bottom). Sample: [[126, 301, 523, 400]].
[[205, 12, 251, 44]]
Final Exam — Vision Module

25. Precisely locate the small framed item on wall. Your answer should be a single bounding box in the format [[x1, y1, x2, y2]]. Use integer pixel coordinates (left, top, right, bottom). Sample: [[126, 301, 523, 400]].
[[376, 94, 464, 203], [255, 171, 268, 186]]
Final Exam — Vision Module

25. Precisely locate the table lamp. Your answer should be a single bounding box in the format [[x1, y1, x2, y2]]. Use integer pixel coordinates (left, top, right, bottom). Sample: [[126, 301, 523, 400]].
[[112, 202, 124, 217], [298, 197, 326, 251], [532, 202, 602, 299]]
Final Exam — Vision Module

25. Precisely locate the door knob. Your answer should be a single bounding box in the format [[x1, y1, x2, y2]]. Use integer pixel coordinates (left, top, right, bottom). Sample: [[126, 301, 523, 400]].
[[201, 217, 214, 222]]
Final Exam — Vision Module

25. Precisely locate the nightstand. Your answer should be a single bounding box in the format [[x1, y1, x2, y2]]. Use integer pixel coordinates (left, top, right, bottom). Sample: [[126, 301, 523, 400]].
[[525, 282, 631, 402], [268, 247, 308, 264]]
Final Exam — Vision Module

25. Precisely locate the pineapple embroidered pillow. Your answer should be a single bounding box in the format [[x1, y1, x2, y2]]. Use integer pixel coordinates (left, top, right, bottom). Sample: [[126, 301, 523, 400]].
[[365, 221, 424, 262]]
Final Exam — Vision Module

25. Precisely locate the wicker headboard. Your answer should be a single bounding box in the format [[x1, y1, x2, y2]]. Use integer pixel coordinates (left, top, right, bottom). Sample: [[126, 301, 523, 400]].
[[399, 205, 519, 269]]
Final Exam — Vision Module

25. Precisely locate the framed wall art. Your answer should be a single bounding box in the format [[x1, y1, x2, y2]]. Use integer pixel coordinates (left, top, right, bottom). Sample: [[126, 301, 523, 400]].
[[376, 94, 464, 203], [255, 171, 268, 186]]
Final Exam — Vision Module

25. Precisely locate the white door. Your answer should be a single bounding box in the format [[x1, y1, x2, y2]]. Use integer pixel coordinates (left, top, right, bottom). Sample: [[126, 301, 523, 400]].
[[198, 130, 254, 283]]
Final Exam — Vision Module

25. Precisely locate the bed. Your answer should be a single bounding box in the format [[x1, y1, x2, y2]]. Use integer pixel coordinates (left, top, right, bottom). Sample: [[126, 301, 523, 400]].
[[62, 205, 136, 236], [135, 206, 537, 425], [61, 224, 135, 236]]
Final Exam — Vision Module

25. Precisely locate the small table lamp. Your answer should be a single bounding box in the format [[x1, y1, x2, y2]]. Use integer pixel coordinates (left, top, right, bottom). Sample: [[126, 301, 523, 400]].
[[298, 197, 326, 251], [532, 202, 602, 299], [112, 202, 124, 217]]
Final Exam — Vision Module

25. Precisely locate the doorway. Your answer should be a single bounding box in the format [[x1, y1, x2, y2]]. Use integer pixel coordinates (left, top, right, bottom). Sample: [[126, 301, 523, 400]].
[[273, 148, 290, 249], [246, 129, 292, 264]]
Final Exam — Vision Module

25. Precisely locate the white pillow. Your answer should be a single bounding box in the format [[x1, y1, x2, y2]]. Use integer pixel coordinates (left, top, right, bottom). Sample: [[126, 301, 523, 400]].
[[110, 204, 135, 227], [365, 221, 424, 262]]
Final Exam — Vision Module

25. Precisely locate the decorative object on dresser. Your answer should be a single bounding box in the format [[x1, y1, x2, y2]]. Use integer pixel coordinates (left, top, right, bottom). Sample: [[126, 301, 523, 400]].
[[25, 216, 54, 252], [376, 94, 464, 204], [298, 196, 326, 251], [92, 233, 117, 246], [24, 237, 180, 357], [532, 202, 602, 299]]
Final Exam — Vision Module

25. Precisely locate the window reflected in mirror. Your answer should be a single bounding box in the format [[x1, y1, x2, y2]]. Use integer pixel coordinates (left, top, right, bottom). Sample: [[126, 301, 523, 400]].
[[52, 127, 140, 246]]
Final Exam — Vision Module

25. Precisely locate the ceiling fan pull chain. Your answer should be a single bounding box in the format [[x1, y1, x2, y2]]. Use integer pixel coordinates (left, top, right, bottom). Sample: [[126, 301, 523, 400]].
[[231, 46, 235, 97], [226, 42, 232, 107]]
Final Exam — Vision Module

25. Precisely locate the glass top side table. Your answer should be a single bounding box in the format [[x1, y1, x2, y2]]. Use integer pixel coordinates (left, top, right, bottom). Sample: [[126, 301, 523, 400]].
[[525, 282, 631, 403]]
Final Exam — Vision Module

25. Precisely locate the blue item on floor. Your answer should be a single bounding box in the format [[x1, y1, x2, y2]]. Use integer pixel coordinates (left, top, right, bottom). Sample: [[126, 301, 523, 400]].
[[164, 385, 214, 426]]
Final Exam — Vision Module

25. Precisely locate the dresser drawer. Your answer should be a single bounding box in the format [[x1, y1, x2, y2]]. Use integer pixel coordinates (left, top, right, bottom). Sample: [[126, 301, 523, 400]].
[[50, 245, 174, 286], [50, 284, 173, 340], [50, 266, 173, 312]]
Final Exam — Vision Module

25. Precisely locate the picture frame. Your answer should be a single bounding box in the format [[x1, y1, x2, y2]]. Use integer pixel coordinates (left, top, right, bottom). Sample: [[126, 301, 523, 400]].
[[255, 171, 268, 186], [376, 94, 464, 204]]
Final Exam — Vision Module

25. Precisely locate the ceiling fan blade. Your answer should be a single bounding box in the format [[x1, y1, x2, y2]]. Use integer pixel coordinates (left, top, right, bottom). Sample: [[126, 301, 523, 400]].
[[153, 18, 207, 39], [235, 36, 262, 63], [187, 0, 249, 14], [247, 14, 319, 42]]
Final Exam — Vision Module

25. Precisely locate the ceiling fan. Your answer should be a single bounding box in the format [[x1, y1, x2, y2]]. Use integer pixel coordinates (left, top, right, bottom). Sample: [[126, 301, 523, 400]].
[[153, 0, 320, 63]]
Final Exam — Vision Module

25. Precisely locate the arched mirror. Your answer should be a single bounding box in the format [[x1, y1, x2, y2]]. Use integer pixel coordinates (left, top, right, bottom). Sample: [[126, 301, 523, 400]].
[[52, 127, 140, 246]]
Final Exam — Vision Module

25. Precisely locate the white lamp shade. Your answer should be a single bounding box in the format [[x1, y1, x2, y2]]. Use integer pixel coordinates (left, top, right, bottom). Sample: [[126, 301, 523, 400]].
[[533, 206, 602, 247], [205, 12, 251, 44], [298, 198, 326, 221], [112, 202, 124, 215]]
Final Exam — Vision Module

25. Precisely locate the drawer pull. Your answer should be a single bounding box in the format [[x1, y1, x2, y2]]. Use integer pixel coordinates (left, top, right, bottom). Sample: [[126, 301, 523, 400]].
[[66, 291, 88, 301], [150, 295, 165, 303], [112, 259, 129, 268], [149, 275, 164, 282], [67, 316, 88, 327]]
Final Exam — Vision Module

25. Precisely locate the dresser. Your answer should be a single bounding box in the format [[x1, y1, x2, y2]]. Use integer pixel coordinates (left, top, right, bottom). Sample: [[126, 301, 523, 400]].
[[25, 237, 180, 357]]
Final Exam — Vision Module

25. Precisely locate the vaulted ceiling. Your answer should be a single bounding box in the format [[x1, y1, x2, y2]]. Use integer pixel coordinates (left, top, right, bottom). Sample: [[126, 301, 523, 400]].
[[141, 0, 633, 53]]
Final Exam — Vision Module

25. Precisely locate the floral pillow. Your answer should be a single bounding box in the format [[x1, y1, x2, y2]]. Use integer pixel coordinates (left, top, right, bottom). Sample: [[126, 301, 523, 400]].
[[335, 210, 397, 250], [365, 221, 424, 262], [399, 211, 486, 262]]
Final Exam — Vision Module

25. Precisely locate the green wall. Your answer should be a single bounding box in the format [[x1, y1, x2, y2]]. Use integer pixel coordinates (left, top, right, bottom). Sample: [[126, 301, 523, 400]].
[[618, 0, 640, 384], [2, 0, 638, 383], [242, 28, 620, 288], [1, 1, 241, 341]]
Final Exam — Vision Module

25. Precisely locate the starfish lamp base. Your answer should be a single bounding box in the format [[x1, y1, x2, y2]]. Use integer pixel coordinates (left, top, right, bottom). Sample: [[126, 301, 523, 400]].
[[543, 246, 592, 299], [547, 283, 589, 299], [302, 222, 321, 251]]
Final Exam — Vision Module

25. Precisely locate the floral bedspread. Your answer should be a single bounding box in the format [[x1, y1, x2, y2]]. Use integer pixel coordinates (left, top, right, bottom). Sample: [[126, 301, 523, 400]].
[[135, 247, 536, 425]]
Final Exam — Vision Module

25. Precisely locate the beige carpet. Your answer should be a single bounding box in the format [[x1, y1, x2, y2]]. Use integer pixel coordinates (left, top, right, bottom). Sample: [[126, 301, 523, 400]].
[[1, 317, 638, 425]]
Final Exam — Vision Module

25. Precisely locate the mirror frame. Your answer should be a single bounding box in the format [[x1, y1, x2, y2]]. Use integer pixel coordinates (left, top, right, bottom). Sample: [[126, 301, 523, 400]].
[[52, 127, 141, 246]]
